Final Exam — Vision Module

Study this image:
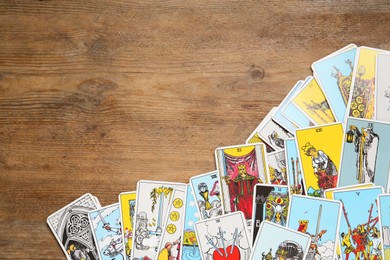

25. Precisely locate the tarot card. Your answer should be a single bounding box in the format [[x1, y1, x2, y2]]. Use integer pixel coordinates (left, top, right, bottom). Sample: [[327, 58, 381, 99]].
[[333, 186, 384, 260], [267, 150, 288, 185], [312, 45, 358, 122], [131, 180, 186, 260], [296, 123, 344, 197], [251, 184, 289, 245], [378, 194, 390, 260], [119, 191, 136, 260], [324, 183, 374, 200], [287, 195, 342, 260], [250, 221, 311, 260], [257, 108, 294, 151], [215, 143, 268, 225], [339, 118, 390, 191], [375, 53, 390, 122], [47, 193, 100, 260], [285, 138, 306, 196], [195, 212, 251, 260], [272, 81, 304, 134], [180, 185, 201, 260], [292, 76, 336, 125], [157, 189, 186, 260], [346, 47, 390, 120], [89, 203, 125, 260], [190, 171, 223, 220], [246, 122, 275, 153]]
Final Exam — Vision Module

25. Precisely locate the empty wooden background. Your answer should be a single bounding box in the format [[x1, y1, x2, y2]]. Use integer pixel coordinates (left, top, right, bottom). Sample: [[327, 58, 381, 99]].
[[1, 1, 389, 258]]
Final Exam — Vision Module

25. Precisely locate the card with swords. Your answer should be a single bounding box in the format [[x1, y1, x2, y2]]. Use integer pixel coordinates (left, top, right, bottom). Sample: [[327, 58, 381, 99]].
[[88, 202, 125, 260], [194, 211, 251, 260]]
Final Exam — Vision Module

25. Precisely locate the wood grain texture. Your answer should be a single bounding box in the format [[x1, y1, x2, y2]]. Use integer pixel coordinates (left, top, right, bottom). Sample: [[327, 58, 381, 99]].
[[0, 1, 389, 258]]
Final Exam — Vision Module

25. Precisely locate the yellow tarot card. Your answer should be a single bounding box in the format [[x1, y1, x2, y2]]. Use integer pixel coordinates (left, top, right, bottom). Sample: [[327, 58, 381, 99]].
[[347, 46, 390, 119], [295, 123, 344, 197], [292, 76, 336, 125], [119, 191, 137, 260]]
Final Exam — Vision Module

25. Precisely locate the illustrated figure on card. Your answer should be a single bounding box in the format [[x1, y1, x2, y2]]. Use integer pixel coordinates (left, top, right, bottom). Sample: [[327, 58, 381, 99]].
[[215, 144, 268, 223], [301, 142, 338, 190], [332, 59, 354, 105], [345, 123, 379, 183]]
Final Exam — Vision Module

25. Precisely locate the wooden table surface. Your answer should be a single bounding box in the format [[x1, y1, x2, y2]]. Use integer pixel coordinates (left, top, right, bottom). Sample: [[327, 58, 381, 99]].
[[0, 1, 389, 258]]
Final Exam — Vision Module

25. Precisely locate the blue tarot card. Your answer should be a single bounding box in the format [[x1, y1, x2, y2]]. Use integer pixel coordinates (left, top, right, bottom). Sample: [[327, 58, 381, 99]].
[[89, 203, 125, 260], [179, 184, 201, 260], [339, 117, 390, 191], [312, 45, 357, 122], [287, 195, 342, 260], [250, 221, 311, 260], [333, 187, 384, 260]]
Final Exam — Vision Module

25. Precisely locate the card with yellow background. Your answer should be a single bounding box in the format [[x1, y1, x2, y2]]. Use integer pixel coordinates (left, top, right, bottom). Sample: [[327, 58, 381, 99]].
[[346, 46, 389, 120], [119, 191, 136, 260], [295, 123, 344, 197], [292, 76, 336, 125]]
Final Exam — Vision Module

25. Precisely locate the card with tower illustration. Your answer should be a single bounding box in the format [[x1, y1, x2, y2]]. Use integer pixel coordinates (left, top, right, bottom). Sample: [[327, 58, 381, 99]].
[[312, 44, 358, 122], [346, 47, 390, 120], [215, 143, 268, 227], [190, 171, 223, 220], [251, 184, 289, 245], [378, 194, 390, 260], [195, 212, 252, 260], [291, 76, 336, 125], [333, 186, 384, 260], [267, 150, 288, 185], [339, 118, 390, 192], [285, 138, 305, 196], [131, 180, 186, 260], [295, 123, 344, 197], [157, 189, 186, 260], [250, 221, 311, 260], [180, 185, 201, 260], [287, 195, 342, 260], [88, 203, 125, 260], [257, 107, 294, 151], [47, 193, 101, 260], [118, 191, 136, 260]]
